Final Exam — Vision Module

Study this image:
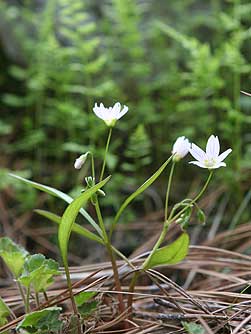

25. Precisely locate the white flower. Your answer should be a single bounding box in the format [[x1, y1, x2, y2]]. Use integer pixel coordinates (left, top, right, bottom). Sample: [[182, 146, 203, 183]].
[[93, 102, 129, 127], [172, 136, 190, 161], [74, 153, 88, 169], [189, 135, 232, 169]]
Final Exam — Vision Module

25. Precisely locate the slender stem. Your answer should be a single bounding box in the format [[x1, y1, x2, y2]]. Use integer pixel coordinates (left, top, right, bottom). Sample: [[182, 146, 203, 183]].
[[90, 153, 95, 180], [94, 200, 108, 243], [112, 246, 136, 270], [94, 199, 125, 314], [35, 292, 40, 308], [100, 127, 113, 182], [106, 243, 126, 314], [193, 171, 213, 203], [141, 221, 170, 271], [43, 291, 49, 302], [127, 220, 170, 312], [64, 263, 81, 334], [25, 286, 30, 313], [164, 161, 175, 221], [16, 280, 27, 312], [127, 271, 139, 313]]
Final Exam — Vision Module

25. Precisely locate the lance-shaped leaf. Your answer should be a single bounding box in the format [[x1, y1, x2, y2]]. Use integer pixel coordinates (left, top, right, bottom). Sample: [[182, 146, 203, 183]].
[[9, 173, 102, 237], [16, 307, 62, 333], [0, 298, 10, 327], [145, 233, 189, 269], [59, 176, 110, 267], [18, 254, 60, 293], [0, 237, 29, 277], [34, 209, 104, 245], [111, 156, 172, 234]]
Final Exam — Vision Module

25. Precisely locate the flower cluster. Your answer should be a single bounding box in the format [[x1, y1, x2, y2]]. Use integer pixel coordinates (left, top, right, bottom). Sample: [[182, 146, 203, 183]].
[[74, 101, 232, 170], [172, 135, 232, 169]]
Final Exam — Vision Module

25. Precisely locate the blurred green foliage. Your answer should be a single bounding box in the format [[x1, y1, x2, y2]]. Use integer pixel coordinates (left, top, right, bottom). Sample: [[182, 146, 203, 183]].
[[1, 0, 251, 224]]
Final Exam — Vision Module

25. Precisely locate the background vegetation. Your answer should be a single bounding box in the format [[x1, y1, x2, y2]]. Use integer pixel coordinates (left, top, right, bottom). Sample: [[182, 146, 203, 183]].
[[1, 0, 251, 257]]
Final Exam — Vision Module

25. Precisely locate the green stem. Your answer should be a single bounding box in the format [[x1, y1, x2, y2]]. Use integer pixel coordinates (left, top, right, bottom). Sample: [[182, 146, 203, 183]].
[[90, 153, 95, 180], [35, 292, 40, 308], [25, 286, 30, 313], [106, 243, 126, 314], [94, 199, 125, 315], [169, 170, 213, 223], [142, 221, 170, 271], [64, 263, 81, 334], [16, 281, 27, 312], [43, 291, 49, 302], [100, 127, 113, 182], [94, 200, 108, 243], [127, 271, 140, 314], [164, 161, 175, 221]]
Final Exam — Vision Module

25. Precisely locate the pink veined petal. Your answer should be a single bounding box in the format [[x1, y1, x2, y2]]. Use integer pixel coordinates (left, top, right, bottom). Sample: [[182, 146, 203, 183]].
[[189, 143, 207, 162], [189, 161, 207, 168], [117, 105, 128, 119], [206, 135, 219, 158], [217, 148, 232, 163]]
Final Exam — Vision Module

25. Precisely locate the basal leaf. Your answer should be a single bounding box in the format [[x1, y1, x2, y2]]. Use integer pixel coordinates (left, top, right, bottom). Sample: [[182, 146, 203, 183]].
[[19, 254, 60, 293], [34, 209, 104, 245], [145, 233, 189, 269], [0, 237, 29, 277], [9, 173, 102, 237], [111, 156, 172, 234], [16, 307, 62, 332], [59, 176, 110, 267]]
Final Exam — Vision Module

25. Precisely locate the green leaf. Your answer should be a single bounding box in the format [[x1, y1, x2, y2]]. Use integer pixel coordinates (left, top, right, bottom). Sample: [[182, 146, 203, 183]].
[[0, 298, 10, 320], [74, 292, 99, 318], [0, 298, 10, 328], [0, 237, 29, 277], [182, 321, 205, 334], [74, 291, 97, 307], [34, 209, 104, 245], [59, 176, 111, 267], [78, 300, 98, 318], [111, 156, 172, 233], [19, 254, 60, 293], [16, 307, 62, 333], [145, 233, 189, 269], [9, 173, 102, 237]]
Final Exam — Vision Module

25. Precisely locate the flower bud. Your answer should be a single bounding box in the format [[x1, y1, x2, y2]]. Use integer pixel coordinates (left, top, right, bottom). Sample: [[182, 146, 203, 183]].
[[74, 153, 89, 169], [172, 136, 190, 161]]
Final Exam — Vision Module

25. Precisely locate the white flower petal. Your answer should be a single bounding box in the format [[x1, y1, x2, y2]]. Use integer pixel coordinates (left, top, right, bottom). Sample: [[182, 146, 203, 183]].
[[189, 161, 208, 168], [172, 136, 190, 159], [112, 102, 121, 118], [211, 162, 226, 169], [93, 102, 128, 126], [217, 148, 232, 163], [206, 135, 220, 158], [189, 143, 207, 162], [117, 105, 129, 119]]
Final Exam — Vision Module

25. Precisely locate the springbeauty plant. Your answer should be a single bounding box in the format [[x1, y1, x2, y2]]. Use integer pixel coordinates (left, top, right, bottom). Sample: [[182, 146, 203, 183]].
[[5, 102, 232, 333]]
